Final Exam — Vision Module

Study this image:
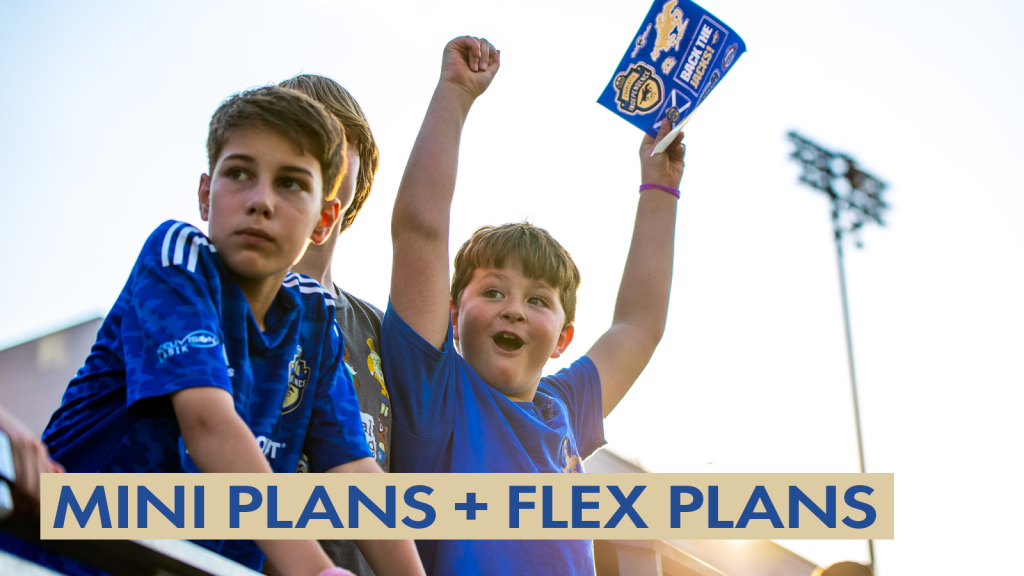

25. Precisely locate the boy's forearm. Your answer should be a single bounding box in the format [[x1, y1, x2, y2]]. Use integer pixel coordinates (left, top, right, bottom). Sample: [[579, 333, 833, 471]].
[[391, 82, 474, 241], [611, 190, 678, 344], [257, 539, 334, 576], [354, 540, 426, 576], [389, 82, 480, 349], [172, 388, 335, 575], [588, 123, 685, 416], [326, 459, 426, 575], [172, 387, 275, 474]]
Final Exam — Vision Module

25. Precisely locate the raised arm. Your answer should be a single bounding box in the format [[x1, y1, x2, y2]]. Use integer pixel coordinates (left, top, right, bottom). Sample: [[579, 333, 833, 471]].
[[171, 387, 347, 576], [390, 36, 499, 349], [586, 120, 686, 416]]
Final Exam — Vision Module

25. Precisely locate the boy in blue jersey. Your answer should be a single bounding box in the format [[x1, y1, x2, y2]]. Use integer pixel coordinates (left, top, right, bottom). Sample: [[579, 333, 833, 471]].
[[386, 37, 686, 575], [3, 87, 423, 576]]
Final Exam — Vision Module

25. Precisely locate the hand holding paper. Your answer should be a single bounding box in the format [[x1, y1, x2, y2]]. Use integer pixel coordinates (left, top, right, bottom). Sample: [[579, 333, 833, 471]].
[[641, 119, 686, 188]]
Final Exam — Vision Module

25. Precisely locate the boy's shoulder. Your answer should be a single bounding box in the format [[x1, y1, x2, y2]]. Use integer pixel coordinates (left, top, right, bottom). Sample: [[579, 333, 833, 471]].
[[137, 221, 336, 317], [125, 220, 225, 307], [135, 220, 220, 279]]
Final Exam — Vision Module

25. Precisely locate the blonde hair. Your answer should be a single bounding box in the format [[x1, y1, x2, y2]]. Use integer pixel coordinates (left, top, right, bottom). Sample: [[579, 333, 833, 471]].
[[279, 75, 380, 232]]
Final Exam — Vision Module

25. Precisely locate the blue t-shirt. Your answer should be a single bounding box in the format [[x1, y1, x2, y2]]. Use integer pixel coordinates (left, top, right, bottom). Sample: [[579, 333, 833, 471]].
[[8, 221, 372, 572], [381, 303, 606, 576]]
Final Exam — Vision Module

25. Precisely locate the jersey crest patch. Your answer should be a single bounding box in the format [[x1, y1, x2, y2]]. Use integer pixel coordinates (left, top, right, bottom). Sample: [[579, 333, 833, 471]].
[[282, 345, 310, 414]]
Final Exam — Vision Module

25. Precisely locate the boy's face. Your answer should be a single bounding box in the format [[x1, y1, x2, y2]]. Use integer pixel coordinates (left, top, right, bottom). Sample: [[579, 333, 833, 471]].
[[197, 127, 340, 281], [452, 263, 574, 401]]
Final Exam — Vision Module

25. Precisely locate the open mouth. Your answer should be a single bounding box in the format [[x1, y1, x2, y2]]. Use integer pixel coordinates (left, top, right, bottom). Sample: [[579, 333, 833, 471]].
[[493, 332, 524, 352]]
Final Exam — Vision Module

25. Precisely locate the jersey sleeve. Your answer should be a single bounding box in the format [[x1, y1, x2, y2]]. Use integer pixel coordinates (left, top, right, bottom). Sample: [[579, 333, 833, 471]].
[[539, 356, 606, 460], [380, 301, 457, 439], [303, 322, 375, 471], [121, 221, 233, 417]]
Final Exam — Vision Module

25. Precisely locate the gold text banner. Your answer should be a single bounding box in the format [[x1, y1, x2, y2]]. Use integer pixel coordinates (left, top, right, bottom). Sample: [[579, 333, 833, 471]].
[[41, 473, 893, 540]]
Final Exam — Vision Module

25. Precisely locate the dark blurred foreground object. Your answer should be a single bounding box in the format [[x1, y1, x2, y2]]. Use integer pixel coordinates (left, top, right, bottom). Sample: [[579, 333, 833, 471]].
[[788, 131, 888, 572], [819, 560, 873, 576], [1, 515, 263, 576]]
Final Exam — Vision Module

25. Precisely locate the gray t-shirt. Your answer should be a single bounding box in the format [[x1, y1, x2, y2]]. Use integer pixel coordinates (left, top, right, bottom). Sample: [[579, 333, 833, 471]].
[[315, 287, 392, 576]]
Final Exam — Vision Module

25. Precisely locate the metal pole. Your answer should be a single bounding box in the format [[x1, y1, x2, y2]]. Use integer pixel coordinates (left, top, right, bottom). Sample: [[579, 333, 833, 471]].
[[831, 213, 876, 571], [831, 213, 867, 476]]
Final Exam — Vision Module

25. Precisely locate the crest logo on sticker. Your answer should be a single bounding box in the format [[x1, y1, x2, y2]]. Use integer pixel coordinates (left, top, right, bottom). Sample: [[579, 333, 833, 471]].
[[614, 62, 664, 115], [282, 345, 310, 414], [722, 43, 738, 70], [651, 0, 689, 62]]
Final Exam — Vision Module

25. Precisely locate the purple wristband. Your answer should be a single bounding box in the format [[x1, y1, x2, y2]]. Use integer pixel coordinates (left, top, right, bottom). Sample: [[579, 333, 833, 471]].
[[319, 569, 354, 576], [639, 183, 680, 198]]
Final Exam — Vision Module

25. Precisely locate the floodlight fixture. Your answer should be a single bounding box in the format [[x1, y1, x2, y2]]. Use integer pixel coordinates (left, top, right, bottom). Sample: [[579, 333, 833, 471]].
[[788, 131, 888, 573]]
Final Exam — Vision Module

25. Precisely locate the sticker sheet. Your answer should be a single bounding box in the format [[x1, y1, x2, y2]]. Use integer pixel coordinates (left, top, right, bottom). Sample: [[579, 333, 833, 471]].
[[598, 0, 746, 138]]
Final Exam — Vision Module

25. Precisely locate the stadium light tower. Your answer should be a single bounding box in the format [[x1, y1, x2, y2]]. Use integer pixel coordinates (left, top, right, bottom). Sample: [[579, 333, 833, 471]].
[[788, 131, 887, 571]]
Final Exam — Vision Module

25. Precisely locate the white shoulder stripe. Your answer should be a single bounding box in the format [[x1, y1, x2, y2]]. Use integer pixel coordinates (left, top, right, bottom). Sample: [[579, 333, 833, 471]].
[[161, 222, 185, 267], [172, 225, 199, 266], [161, 223, 209, 270], [282, 277, 337, 308], [186, 236, 209, 273]]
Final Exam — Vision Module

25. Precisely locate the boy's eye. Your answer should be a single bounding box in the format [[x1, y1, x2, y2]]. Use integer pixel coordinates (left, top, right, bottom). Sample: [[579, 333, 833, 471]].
[[279, 178, 305, 192], [528, 296, 548, 307], [227, 168, 249, 181], [484, 288, 503, 298]]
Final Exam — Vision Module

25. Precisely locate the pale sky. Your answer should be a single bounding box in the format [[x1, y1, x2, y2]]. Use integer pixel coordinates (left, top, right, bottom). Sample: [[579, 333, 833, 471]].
[[2, 0, 1022, 572]]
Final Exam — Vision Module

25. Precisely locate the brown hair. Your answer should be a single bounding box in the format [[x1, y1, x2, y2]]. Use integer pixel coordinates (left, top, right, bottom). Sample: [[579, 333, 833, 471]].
[[451, 223, 582, 326], [279, 74, 380, 233], [206, 85, 347, 202]]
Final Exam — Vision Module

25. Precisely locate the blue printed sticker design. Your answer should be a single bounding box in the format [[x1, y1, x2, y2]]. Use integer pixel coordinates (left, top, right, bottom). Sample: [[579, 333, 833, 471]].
[[598, 0, 746, 138]]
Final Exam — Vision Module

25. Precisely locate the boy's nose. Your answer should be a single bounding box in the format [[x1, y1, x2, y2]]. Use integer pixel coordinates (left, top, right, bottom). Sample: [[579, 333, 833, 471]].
[[245, 181, 274, 218], [501, 303, 526, 323]]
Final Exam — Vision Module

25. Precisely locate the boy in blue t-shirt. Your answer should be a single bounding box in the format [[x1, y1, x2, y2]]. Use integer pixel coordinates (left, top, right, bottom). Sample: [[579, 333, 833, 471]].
[[4, 86, 423, 576], [385, 37, 687, 575]]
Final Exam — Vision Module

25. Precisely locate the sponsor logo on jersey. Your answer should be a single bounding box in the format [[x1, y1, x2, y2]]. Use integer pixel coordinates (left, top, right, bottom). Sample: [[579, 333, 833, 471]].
[[614, 62, 664, 115], [282, 345, 310, 414], [256, 435, 286, 459], [156, 330, 220, 363]]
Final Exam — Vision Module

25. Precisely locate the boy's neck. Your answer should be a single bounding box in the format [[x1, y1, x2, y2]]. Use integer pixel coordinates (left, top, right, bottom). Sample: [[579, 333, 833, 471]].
[[290, 240, 336, 297], [233, 272, 288, 332], [290, 225, 339, 297]]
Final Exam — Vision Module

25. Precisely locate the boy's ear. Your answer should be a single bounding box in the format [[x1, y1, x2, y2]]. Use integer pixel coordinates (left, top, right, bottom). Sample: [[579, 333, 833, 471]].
[[310, 199, 341, 245], [550, 324, 574, 359], [197, 174, 212, 221], [450, 300, 460, 341]]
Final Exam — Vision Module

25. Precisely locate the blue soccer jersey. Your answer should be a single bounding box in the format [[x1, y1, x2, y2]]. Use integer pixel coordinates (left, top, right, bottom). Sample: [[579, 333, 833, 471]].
[[381, 303, 607, 576], [34, 220, 371, 570]]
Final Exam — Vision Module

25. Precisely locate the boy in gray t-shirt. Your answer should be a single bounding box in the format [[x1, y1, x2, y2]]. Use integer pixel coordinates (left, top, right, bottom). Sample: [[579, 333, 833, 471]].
[[281, 74, 390, 576]]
